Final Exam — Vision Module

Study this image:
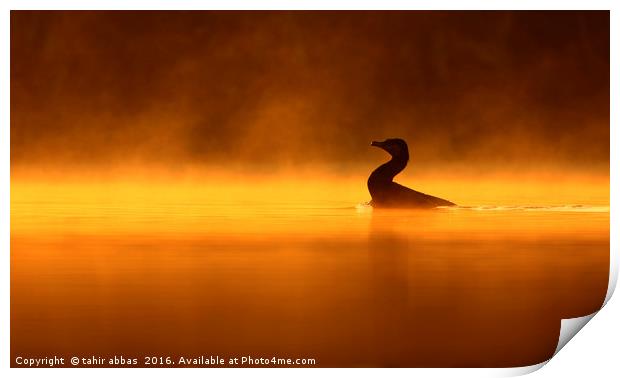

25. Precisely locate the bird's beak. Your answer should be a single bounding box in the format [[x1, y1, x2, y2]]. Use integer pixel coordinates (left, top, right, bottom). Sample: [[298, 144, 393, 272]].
[[371, 140, 383, 148]]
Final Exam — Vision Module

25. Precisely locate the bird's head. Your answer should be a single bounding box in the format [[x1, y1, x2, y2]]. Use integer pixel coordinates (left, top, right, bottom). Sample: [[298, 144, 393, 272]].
[[371, 138, 409, 159]]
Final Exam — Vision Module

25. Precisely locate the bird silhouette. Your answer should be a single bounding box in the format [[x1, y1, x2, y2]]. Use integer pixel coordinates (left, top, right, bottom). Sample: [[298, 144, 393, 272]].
[[367, 138, 455, 208]]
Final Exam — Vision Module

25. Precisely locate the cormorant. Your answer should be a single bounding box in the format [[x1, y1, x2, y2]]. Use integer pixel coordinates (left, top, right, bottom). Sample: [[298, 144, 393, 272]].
[[367, 138, 456, 208]]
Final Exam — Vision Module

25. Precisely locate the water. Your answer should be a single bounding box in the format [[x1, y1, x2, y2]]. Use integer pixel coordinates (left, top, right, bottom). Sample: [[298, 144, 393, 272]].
[[11, 182, 609, 367]]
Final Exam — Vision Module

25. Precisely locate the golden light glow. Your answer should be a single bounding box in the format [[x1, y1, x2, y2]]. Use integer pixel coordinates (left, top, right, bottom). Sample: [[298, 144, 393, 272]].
[[11, 170, 609, 239]]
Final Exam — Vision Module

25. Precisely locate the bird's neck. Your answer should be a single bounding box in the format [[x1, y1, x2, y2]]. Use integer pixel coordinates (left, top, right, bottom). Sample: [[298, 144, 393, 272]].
[[369, 154, 408, 184]]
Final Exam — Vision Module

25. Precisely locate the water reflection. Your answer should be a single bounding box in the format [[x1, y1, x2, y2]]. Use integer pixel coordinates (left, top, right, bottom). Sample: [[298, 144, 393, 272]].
[[365, 209, 608, 366], [11, 197, 609, 367]]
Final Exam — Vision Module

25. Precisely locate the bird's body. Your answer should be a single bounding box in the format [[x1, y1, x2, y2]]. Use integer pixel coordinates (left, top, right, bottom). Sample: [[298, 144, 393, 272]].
[[367, 138, 455, 208]]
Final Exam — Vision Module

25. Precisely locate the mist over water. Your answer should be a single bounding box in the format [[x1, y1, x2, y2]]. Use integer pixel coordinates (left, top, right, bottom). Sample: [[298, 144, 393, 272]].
[[11, 11, 610, 175]]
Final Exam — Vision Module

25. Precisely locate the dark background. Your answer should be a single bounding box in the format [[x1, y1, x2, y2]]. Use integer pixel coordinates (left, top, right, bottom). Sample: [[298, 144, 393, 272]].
[[11, 11, 610, 174]]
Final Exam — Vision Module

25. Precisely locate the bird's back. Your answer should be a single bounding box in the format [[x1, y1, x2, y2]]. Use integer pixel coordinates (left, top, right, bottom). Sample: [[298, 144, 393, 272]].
[[372, 182, 455, 208]]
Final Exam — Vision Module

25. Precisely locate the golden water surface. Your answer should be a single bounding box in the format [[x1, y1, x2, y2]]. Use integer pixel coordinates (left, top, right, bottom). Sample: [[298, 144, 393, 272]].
[[11, 175, 610, 367]]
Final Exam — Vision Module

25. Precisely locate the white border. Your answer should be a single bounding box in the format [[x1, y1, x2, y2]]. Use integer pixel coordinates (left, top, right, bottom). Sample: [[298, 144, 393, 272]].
[[1, 2, 617, 377]]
